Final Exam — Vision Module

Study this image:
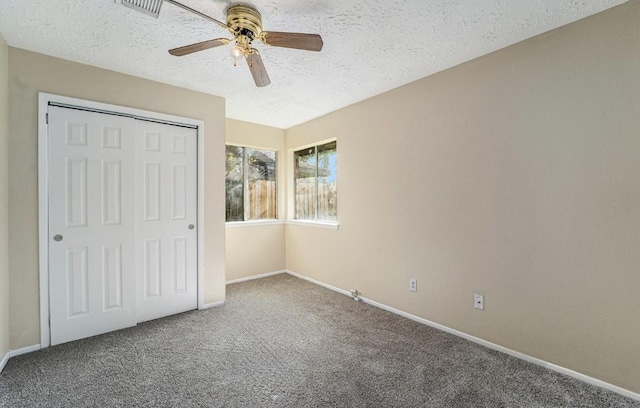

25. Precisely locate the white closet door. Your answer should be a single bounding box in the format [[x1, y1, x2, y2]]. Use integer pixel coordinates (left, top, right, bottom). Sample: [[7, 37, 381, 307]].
[[48, 107, 137, 346], [135, 120, 198, 322]]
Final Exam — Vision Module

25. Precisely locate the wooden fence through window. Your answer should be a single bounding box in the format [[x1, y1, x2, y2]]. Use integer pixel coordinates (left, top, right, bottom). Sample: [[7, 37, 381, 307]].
[[248, 180, 277, 219], [295, 179, 337, 221]]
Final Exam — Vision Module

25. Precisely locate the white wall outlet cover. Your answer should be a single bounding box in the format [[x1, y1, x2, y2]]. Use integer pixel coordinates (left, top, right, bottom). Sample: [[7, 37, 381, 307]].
[[409, 278, 417, 292], [474, 294, 485, 310]]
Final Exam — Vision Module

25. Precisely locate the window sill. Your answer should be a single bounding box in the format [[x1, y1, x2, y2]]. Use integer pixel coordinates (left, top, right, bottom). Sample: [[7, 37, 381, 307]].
[[225, 220, 284, 228], [286, 220, 340, 230]]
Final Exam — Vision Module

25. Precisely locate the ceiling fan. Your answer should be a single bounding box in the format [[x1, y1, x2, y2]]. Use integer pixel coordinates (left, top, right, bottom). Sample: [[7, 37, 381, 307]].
[[119, 0, 324, 87]]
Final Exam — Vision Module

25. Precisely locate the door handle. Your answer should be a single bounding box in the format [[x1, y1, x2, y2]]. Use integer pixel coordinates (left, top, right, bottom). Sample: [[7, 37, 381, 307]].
[[188, 224, 195, 230], [53, 234, 63, 242]]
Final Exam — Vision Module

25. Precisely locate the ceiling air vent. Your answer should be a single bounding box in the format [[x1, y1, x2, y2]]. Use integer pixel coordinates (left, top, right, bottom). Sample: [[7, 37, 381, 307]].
[[117, 0, 164, 18]]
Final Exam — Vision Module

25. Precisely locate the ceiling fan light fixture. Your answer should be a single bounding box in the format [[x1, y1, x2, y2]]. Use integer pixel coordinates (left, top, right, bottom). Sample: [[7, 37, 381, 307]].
[[230, 45, 245, 66], [230, 45, 245, 58], [230, 34, 252, 66]]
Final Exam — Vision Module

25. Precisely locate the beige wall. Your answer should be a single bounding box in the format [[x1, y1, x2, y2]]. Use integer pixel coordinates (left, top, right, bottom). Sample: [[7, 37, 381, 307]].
[[0, 34, 10, 360], [225, 119, 286, 281], [8, 48, 226, 349], [286, 1, 640, 393]]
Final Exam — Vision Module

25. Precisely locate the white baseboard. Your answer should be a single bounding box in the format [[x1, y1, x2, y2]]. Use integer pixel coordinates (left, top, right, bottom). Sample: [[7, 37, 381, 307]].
[[285, 270, 352, 297], [0, 351, 8, 373], [542, 362, 640, 402], [285, 270, 640, 402], [0, 344, 42, 374], [226, 270, 286, 285], [8, 344, 42, 358], [201, 300, 225, 310]]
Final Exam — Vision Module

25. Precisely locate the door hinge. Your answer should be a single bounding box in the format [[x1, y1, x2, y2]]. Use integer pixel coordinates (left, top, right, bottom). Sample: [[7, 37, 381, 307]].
[[46, 113, 49, 124]]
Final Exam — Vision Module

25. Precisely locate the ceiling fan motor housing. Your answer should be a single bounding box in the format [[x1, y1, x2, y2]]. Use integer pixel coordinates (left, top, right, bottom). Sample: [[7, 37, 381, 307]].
[[226, 5, 263, 41]]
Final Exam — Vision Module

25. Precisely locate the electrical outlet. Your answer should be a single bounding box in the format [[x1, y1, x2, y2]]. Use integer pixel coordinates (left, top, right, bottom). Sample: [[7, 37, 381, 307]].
[[409, 278, 417, 292], [474, 294, 484, 310]]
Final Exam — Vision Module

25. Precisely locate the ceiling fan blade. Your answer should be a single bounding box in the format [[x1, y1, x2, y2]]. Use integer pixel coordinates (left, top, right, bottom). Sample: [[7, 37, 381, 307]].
[[261, 32, 323, 52], [246, 51, 271, 87], [169, 38, 230, 56]]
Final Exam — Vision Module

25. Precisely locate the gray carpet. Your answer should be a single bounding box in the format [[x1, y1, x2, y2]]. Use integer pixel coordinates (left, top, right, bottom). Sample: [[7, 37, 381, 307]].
[[1, 274, 638, 407]]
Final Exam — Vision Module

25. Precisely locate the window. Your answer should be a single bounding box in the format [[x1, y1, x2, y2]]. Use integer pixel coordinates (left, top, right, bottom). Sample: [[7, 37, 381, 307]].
[[225, 145, 277, 222], [294, 141, 337, 222]]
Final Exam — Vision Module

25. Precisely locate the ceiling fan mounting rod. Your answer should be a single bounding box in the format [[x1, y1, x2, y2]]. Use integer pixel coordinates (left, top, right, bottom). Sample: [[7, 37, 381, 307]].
[[164, 0, 228, 29]]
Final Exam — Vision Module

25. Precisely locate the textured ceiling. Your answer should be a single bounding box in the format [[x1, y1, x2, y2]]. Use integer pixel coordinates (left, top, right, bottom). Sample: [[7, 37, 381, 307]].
[[0, 0, 627, 128]]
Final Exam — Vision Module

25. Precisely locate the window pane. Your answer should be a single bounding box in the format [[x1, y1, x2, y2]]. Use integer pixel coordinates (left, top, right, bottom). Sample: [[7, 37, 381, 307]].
[[247, 148, 277, 220], [225, 145, 244, 222], [317, 141, 337, 221], [294, 146, 317, 220]]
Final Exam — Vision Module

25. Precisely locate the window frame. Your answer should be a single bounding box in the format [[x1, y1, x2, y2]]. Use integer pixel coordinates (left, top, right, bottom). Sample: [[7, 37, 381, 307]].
[[290, 138, 338, 225], [225, 143, 279, 223]]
